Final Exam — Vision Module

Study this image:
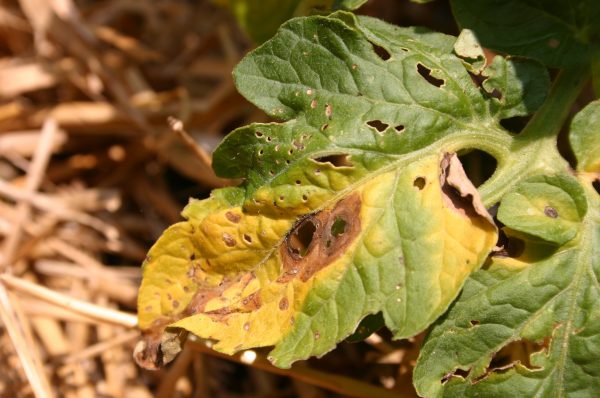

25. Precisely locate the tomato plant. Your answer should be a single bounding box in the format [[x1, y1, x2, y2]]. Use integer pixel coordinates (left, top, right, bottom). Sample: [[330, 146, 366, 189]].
[[135, 1, 599, 396]]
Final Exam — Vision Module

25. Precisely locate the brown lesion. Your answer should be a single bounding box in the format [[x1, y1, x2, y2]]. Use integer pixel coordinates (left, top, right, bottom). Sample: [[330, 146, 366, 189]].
[[439, 153, 494, 225], [278, 192, 362, 283]]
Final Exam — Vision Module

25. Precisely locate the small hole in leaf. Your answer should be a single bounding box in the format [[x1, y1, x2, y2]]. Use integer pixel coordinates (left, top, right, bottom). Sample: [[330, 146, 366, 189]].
[[258, 149, 264, 156], [330, 217, 347, 237], [313, 154, 352, 167], [255, 131, 263, 138], [469, 320, 480, 327], [321, 123, 329, 131], [593, 179, 600, 195], [367, 120, 389, 132], [488, 88, 502, 100], [395, 125, 404, 133], [266, 136, 272, 142], [243, 234, 252, 244], [302, 194, 308, 201], [369, 41, 391, 60], [413, 177, 426, 190], [417, 63, 444, 87], [285, 160, 290, 165], [295, 180, 301, 185], [457, 149, 497, 187], [269, 170, 274, 176], [289, 218, 317, 257], [288, 149, 294, 155]]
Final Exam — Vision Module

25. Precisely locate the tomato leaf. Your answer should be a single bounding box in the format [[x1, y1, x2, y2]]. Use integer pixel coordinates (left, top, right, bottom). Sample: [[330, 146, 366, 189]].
[[450, 0, 600, 68], [134, 12, 562, 370], [413, 173, 600, 397]]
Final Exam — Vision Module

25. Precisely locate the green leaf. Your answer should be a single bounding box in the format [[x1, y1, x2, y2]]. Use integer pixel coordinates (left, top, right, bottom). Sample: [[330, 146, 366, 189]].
[[453, 29, 486, 73], [219, 0, 367, 44], [414, 174, 600, 397], [482, 57, 550, 119], [497, 175, 587, 245], [451, 0, 600, 68], [570, 100, 600, 173]]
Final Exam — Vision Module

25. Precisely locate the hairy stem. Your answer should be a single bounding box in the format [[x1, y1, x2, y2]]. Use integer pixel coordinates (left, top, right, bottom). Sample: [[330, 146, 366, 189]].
[[480, 65, 590, 205]]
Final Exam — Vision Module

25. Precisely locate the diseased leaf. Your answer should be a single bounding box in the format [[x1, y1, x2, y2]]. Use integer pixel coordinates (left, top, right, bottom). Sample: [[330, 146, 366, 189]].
[[570, 100, 600, 173], [497, 175, 587, 245], [481, 57, 550, 119], [133, 11, 578, 370], [414, 174, 600, 398], [218, 0, 367, 44], [451, 0, 600, 68]]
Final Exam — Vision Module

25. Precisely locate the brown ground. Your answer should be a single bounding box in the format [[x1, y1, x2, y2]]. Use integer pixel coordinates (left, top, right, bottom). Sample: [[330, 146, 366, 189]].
[[0, 1, 456, 397]]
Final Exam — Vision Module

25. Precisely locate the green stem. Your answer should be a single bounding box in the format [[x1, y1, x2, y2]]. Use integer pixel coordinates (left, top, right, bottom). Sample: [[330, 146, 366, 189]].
[[517, 64, 590, 141], [480, 65, 590, 205]]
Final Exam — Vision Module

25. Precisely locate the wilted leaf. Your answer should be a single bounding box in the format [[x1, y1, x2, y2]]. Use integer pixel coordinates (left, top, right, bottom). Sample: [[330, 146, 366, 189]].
[[570, 100, 600, 173], [134, 11, 571, 369], [413, 173, 600, 397], [451, 0, 600, 68]]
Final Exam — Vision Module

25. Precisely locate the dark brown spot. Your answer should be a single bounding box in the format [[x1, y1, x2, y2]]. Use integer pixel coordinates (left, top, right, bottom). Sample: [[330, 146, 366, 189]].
[[243, 234, 252, 244], [225, 211, 241, 223], [222, 233, 236, 247], [544, 206, 558, 218], [278, 193, 362, 283], [189, 253, 196, 260], [367, 120, 388, 132], [279, 297, 289, 310], [413, 177, 426, 190], [417, 63, 444, 87]]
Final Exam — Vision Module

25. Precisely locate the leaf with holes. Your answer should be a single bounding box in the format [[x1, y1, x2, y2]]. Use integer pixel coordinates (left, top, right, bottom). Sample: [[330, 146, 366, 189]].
[[413, 173, 600, 397], [450, 0, 600, 68], [134, 11, 563, 370]]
